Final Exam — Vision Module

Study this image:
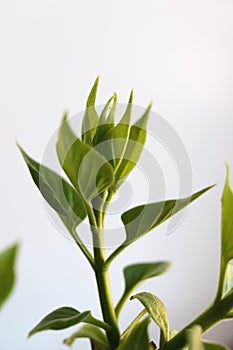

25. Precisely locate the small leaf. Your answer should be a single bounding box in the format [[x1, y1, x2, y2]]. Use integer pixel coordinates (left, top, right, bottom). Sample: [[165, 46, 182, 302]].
[[56, 113, 78, 167], [63, 324, 109, 348], [131, 292, 169, 349], [222, 262, 233, 297], [113, 103, 151, 190], [217, 161, 233, 298], [221, 161, 233, 262], [18, 145, 86, 227], [93, 94, 117, 145], [116, 262, 170, 316], [60, 138, 115, 201], [117, 317, 151, 350], [28, 307, 111, 337], [81, 77, 100, 145], [0, 244, 18, 309], [95, 91, 133, 172], [121, 185, 214, 244]]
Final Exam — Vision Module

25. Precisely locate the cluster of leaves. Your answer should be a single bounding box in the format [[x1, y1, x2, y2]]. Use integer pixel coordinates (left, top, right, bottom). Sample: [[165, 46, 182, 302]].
[[18, 78, 233, 349]]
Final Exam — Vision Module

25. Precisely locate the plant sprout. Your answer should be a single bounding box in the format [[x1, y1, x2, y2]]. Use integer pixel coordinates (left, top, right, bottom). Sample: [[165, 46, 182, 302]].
[[18, 78, 233, 349]]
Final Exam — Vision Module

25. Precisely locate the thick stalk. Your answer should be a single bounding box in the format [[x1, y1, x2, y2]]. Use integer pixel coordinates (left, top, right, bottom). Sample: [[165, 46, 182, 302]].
[[165, 292, 233, 349], [94, 255, 120, 348], [87, 202, 120, 348]]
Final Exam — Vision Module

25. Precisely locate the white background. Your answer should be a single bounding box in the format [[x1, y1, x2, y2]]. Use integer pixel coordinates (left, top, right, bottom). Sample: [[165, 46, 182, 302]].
[[1, 0, 233, 349]]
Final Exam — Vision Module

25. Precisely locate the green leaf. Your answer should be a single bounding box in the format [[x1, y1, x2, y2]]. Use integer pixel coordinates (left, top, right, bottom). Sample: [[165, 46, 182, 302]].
[[95, 91, 133, 173], [117, 317, 151, 350], [131, 292, 169, 349], [56, 112, 78, 167], [124, 261, 170, 296], [221, 161, 233, 262], [81, 77, 100, 145], [113, 103, 151, 190], [187, 325, 228, 350], [93, 94, 117, 146], [0, 244, 18, 309], [222, 263, 233, 297], [63, 324, 109, 348], [217, 161, 233, 299], [18, 145, 86, 228], [121, 185, 214, 244], [116, 261, 171, 317], [59, 138, 115, 201], [28, 306, 111, 337]]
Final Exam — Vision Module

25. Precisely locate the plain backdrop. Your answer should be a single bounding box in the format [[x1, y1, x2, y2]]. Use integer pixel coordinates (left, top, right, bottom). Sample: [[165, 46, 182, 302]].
[[1, 0, 233, 349]]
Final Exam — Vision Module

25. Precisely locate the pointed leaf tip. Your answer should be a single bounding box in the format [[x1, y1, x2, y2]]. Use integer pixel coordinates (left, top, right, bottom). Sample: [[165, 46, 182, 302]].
[[86, 76, 100, 108], [129, 89, 134, 103], [224, 158, 231, 185], [62, 111, 69, 122], [28, 306, 111, 337]]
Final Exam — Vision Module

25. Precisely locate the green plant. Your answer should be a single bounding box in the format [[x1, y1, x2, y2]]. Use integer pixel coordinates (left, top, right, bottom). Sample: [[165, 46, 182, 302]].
[[18, 78, 233, 349], [0, 243, 18, 310]]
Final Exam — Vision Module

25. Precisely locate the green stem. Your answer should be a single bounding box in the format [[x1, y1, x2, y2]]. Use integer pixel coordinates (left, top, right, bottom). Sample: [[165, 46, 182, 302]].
[[94, 259, 120, 348], [105, 244, 128, 269], [102, 190, 114, 222], [115, 285, 137, 319], [215, 259, 227, 302], [87, 201, 120, 349], [165, 292, 233, 349], [70, 227, 94, 269]]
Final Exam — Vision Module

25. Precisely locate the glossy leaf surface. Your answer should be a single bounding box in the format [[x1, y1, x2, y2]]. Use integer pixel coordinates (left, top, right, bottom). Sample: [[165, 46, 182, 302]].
[[0, 244, 18, 309], [29, 307, 111, 337]]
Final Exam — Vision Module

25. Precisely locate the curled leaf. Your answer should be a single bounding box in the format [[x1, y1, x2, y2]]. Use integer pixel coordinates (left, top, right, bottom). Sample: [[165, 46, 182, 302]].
[[131, 292, 169, 349]]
